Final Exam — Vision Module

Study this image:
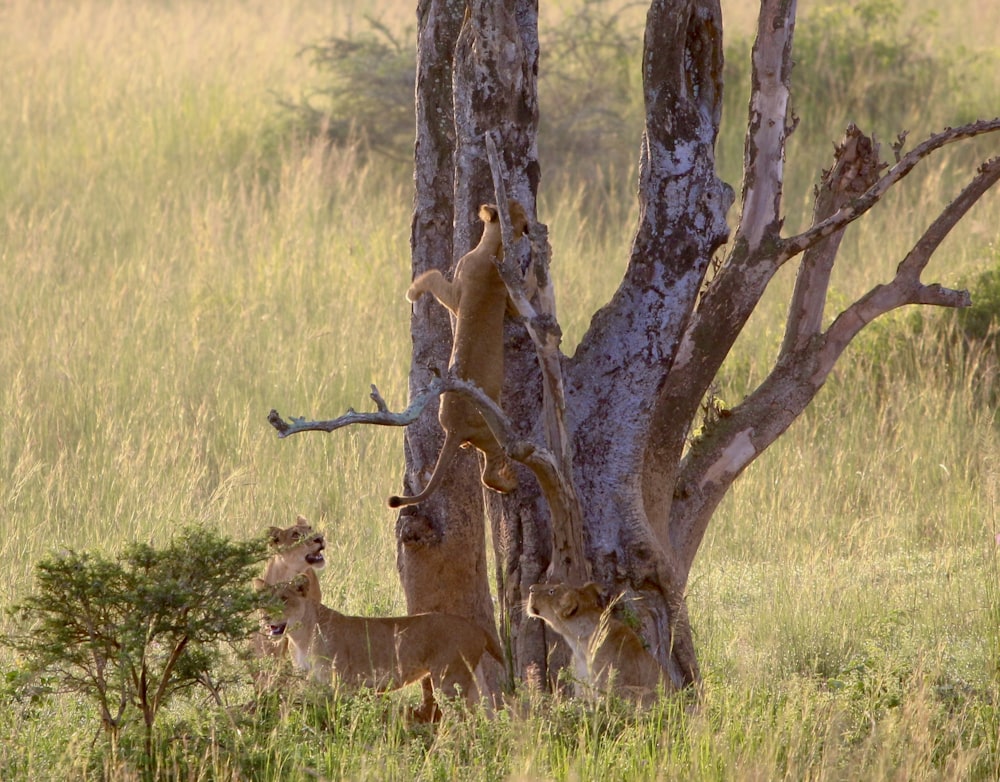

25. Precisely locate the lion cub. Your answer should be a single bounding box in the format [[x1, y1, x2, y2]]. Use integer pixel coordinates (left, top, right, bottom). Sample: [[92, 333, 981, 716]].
[[255, 576, 503, 713], [527, 582, 673, 704], [252, 516, 326, 662], [389, 200, 529, 508]]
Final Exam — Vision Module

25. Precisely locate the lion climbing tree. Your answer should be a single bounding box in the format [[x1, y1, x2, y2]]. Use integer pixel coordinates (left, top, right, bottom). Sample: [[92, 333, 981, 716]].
[[269, 0, 1000, 692]]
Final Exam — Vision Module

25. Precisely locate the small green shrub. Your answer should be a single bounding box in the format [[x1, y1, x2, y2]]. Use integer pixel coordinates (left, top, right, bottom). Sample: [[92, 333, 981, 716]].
[[955, 255, 1000, 353], [4, 525, 266, 767]]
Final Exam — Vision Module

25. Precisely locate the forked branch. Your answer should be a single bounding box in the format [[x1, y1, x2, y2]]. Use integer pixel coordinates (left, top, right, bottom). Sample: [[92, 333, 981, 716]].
[[780, 118, 1000, 263], [671, 154, 1000, 574], [821, 155, 1000, 359]]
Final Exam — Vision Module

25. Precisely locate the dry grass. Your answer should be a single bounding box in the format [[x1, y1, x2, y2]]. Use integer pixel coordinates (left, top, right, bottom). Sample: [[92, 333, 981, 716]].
[[0, 0, 998, 779]]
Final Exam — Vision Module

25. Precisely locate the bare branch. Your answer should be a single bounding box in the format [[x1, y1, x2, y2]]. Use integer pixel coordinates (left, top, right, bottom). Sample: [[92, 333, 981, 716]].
[[270, 362, 590, 584], [781, 125, 884, 357], [780, 118, 1000, 263], [671, 156, 1000, 572], [821, 155, 1000, 361], [267, 381, 445, 438]]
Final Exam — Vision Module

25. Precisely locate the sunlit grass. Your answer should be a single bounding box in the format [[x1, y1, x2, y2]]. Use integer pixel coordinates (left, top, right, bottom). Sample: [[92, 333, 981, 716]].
[[1, 0, 998, 779]]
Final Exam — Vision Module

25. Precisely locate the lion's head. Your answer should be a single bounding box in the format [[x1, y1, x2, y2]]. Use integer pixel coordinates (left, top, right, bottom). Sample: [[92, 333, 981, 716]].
[[527, 582, 603, 625], [267, 515, 325, 571], [254, 575, 310, 640], [478, 200, 529, 238]]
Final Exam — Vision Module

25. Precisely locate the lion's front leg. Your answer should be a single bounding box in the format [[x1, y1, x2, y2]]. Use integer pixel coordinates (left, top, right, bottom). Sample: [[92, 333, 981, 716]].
[[407, 269, 460, 315]]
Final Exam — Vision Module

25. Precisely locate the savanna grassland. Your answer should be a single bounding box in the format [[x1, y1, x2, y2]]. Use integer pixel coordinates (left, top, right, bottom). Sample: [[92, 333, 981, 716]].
[[1, 0, 999, 779]]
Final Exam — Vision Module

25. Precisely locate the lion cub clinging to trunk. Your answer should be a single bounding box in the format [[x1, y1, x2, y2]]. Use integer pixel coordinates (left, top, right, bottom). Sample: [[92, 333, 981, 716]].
[[255, 576, 503, 713], [389, 200, 529, 508], [527, 582, 674, 705]]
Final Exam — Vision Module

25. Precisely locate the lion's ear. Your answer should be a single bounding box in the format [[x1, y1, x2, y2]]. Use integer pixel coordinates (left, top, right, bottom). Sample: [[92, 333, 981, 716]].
[[295, 514, 309, 525], [266, 527, 282, 546], [557, 590, 580, 619], [580, 582, 605, 608], [291, 574, 311, 596]]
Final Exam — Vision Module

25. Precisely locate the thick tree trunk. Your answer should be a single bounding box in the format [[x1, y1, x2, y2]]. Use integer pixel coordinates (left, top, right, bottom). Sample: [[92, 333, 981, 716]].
[[451, 0, 547, 686], [390, 0, 1000, 698], [564, 0, 732, 686], [399, 0, 502, 692], [402, 0, 547, 691], [263, 0, 999, 700]]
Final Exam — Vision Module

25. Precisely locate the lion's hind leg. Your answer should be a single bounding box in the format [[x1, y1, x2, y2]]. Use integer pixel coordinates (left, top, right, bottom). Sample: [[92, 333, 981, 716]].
[[473, 433, 517, 494], [434, 658, 483, 710], [406, 676, 442, 723]]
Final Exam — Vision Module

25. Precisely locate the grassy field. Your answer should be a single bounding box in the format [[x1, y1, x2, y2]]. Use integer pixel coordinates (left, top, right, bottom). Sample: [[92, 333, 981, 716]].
[[1, 0, 998, 779]]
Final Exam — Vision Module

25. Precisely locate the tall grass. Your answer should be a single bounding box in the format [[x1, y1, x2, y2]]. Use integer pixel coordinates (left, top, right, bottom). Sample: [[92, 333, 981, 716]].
[[1, 0, 998, 779]]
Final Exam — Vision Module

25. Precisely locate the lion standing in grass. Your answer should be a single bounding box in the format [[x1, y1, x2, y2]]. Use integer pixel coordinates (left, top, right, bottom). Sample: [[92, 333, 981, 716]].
[[255, 576, 503, 718], [252, 516, 326, 663]]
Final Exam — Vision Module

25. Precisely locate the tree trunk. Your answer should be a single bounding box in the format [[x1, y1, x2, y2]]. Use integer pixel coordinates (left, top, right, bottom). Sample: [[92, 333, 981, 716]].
[[400, 0, 501, 688], [380, 0, 1000, 696], [563, 0, 732, 686]]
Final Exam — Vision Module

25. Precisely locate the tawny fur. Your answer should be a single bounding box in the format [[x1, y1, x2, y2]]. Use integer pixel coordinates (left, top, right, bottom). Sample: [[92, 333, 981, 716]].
[[252, 516, 325, 662], [389, 200, 529, 508], [255, 576, 504, 715], [527, 582, 673, 704]]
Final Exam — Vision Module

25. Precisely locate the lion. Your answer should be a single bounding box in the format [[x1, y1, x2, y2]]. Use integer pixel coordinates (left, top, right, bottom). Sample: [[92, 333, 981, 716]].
[[388, 200, 530, 508], [252, 516, 326, 662], [254, 575, 504, 718], [527, 582, 674, 704]]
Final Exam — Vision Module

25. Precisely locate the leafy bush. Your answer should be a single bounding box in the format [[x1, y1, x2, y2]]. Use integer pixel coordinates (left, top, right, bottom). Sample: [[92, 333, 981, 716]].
[[4, 525, 266, 766], [536, 2, 643, 183], [955, 256, 1000, 353], [794, 0, 938, 113], [281, 4, 645, 183], [281, 17, 416, 160]]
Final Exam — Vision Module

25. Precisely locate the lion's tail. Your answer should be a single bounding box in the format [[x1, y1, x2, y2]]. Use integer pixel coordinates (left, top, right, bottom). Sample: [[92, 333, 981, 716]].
[[387, 431, 461, 509]]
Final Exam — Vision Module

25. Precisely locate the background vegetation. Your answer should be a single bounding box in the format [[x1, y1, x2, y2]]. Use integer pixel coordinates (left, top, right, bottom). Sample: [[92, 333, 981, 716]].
[[0, 0, 997, 778]]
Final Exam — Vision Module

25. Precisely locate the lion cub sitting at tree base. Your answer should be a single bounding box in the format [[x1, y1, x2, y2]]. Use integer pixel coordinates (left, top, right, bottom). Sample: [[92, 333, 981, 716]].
[[389, 200, 530, 508], [527, 581, 674, 705], [252, 516, 326, 663], [255, 576, 503, 717]]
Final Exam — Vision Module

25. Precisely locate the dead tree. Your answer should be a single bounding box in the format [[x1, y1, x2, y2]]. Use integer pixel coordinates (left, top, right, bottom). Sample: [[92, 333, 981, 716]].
[[271, 0, 1000, 692]]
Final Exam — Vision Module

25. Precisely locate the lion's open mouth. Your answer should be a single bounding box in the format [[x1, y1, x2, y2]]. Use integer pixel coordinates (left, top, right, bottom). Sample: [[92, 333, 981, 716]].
[[267, 622, 287, 638], [305, 543, 325, 566]]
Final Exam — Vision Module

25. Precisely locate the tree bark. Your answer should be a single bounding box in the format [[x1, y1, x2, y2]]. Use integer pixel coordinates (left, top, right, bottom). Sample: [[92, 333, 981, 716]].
[[564, 0, 732, 686], [274, 0, 1000, 699], [400, 0, 503, 693], [400, 0, 1000, 692]]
